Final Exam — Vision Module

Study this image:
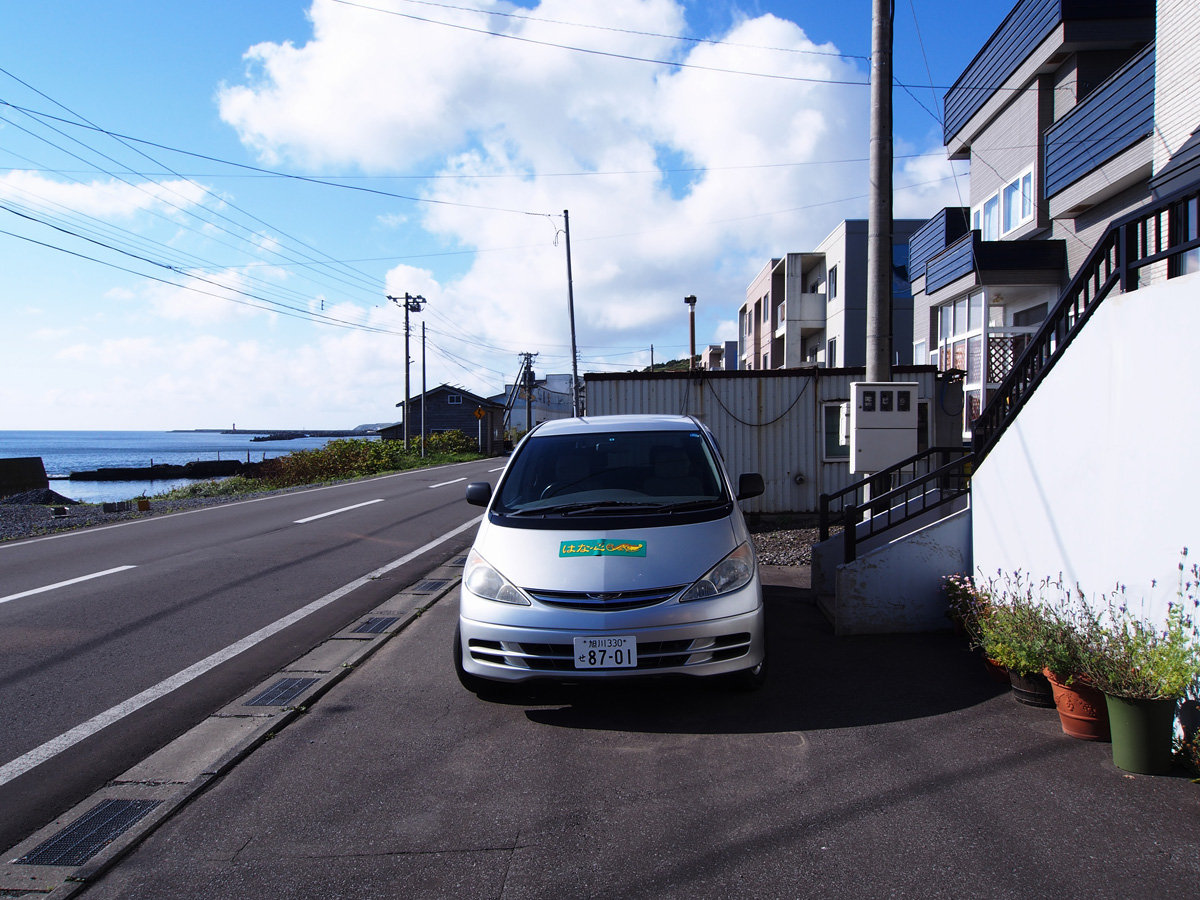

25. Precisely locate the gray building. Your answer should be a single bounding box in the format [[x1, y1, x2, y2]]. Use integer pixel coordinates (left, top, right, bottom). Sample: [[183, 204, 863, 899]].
[[910, 0, 1167, 434], [739, 219, 926, 372]]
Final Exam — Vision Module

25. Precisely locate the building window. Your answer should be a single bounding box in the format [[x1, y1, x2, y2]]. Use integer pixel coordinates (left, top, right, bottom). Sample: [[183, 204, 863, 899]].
[[828, 265, 838, 300], [762, 353, 769, 370], [822, 402, 850, 460], [1013, 303, 1048, 327], [762, 297, 769, 323], [935, 290, 985, 436], [1175, 196, 1200, 276], [973, 168, 1035, 240], [826, 337, 837, 368], [447, 394, 462, 405], [913, 340, 926, 366]]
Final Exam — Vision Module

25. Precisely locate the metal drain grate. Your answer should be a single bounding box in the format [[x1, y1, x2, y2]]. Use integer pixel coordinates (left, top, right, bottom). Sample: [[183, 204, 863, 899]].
[[450, 555, 468, 566], [353, 616, 400, 634], [245, 677, 318, 707], [16, 798, 161, 867], [412, 579, 450, 594]]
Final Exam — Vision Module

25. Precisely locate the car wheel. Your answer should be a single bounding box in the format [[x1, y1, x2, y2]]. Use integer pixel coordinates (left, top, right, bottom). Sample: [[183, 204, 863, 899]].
[[727, 656, 767, 692], [452, 624, 496, 695]]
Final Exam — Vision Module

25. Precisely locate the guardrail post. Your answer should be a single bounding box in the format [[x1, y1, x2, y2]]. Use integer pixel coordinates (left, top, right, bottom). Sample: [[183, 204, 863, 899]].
[[843, 503, 857, 564]]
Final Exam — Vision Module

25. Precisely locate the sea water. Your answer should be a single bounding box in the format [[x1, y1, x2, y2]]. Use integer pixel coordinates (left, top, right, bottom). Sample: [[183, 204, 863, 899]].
[[0, 430, 375, 503]]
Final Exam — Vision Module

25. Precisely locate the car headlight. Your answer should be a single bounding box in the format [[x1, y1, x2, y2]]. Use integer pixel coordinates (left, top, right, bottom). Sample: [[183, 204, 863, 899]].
[[680, 542, 756, 602], [463, 548, 531, 605]]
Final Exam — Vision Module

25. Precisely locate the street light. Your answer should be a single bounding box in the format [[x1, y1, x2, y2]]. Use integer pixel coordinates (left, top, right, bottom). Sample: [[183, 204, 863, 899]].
[[684, 295, 697, 371], [388, 293, 426, 449]]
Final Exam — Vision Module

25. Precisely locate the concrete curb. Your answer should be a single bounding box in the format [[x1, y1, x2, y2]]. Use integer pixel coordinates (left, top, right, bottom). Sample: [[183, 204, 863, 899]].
[[0, 553, 466, 898]]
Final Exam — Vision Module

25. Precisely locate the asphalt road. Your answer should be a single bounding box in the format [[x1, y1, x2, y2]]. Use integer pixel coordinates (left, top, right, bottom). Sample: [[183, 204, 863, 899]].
[[0, 458, 501, 851], [72, 584, 1200, 900]]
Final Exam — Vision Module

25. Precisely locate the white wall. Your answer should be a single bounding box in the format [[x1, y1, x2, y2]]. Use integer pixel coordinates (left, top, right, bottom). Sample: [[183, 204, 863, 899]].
[[833, 508, 972, 635], [972, 273, 1200, 623]]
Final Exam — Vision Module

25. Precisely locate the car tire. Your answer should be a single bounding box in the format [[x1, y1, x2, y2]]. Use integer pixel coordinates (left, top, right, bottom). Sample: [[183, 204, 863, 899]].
[[727, 656, 767, 692]]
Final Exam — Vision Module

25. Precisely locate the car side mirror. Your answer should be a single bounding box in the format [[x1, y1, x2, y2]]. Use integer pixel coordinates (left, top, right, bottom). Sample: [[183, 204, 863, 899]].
[[465, 482, 493, 507], [737, 473, 765, 501]]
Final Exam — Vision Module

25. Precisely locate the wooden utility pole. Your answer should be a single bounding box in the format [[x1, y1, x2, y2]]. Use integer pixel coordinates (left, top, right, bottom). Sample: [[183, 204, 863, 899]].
[[388, 292, 426, 449], [866, 0, 894, 383], [563, 210, 581, 416]]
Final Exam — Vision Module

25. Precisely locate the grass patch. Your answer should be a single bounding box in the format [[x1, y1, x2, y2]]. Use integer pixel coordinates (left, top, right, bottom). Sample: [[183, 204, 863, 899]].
[[155, 434, 487, 500]]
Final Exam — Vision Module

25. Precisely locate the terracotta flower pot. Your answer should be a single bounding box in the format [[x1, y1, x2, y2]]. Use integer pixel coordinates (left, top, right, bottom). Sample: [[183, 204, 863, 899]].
[[1043, 669, 1111, 742]]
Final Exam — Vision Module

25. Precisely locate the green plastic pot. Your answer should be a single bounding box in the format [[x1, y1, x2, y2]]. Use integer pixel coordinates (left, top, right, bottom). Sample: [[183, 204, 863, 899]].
[[1104, 695, 1177, 775]]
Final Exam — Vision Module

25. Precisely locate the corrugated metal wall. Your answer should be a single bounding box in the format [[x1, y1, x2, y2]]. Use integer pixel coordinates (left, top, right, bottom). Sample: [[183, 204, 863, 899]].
[[585, 369, 941, 514]]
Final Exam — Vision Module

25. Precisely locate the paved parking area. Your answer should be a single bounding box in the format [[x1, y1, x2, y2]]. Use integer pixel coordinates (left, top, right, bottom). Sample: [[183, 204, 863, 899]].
[[22, 574, 1200, 899]]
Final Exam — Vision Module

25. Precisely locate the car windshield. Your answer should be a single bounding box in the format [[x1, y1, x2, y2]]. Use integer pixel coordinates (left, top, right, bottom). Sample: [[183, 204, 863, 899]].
[[494, 429, 729, 515]]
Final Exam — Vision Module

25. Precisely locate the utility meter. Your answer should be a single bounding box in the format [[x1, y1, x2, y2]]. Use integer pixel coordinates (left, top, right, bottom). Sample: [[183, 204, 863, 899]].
[[849, 381, 919, 474]]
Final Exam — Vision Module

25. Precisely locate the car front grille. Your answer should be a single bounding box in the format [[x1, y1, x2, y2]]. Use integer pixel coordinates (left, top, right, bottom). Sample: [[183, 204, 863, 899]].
[[523, 585, 685, 611], [467, 633, 752, 673]]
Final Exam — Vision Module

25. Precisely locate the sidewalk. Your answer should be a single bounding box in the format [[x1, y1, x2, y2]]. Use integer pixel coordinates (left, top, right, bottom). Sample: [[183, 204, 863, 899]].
[[3, 561, 1198, 899]]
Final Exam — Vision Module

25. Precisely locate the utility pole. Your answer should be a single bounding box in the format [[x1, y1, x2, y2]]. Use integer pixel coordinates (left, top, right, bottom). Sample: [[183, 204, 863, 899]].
[[563, 210, 581, 416], [420, 321, 427, 458], [521, 351, 538, 434], [866, 0, 894, 383], [684, 295, 697, 371], [388, 292, 426, 450]]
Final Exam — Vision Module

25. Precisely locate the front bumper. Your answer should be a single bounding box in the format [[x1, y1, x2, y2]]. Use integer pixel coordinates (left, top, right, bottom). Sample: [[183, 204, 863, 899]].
[[458, 599, 765, 684]]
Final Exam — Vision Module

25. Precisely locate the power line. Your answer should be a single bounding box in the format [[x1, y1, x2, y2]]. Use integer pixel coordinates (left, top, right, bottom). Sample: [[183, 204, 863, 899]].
[[325, 0, 871, 86], [377, 0, 873, 63]]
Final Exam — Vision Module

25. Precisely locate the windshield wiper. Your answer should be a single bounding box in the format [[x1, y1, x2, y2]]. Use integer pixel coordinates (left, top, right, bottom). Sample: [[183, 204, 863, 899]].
[[505, 500, 664, 516], [656, 498, 729, 512]]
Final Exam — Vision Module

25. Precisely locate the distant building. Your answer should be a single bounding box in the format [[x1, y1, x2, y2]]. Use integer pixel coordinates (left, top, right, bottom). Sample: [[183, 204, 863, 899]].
[[739, 219, 926, 371], [381, 383, 503, 453], [489, 373, 576, 433], [700, 341, 739, 371]]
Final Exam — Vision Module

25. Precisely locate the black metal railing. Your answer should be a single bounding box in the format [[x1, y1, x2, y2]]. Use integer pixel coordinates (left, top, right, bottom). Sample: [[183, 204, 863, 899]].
[[973, 183, 1200, 464], [818, 447, 973, 562]]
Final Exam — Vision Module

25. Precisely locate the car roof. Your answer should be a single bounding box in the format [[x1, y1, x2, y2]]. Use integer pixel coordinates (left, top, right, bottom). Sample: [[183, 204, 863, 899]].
[[529, 415, 703, 437]]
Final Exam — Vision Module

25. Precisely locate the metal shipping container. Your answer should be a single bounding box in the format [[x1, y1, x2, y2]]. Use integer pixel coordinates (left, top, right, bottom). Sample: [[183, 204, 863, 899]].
[[584, 367, 945, 514]]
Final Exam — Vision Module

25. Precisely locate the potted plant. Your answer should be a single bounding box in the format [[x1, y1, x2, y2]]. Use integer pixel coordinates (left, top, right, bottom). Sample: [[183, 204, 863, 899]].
[[1037, 600, 1110, 741], [1079, 553, 1200, 774], [944, 574, 1008, 683], [975, 572, 1055, 707]]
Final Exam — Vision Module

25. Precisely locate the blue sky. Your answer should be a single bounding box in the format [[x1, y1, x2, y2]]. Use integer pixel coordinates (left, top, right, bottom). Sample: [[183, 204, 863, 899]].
[[0, 0, 1005, 430]]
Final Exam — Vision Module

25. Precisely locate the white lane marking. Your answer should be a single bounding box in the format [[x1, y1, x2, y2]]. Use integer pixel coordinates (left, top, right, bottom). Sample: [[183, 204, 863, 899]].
[[294, 499, 384, 524], [0, 566, 137, 606], [428, 477, 467, 489], [2, 460, 498, 550], [488, 467, 505, 473], [0, 515, 481, 788]]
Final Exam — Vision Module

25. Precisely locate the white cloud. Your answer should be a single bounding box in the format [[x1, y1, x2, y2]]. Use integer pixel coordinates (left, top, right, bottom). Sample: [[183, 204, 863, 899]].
[[0, 171, 208, 221], [214, 0, 882, 383], [2, 0, 963, 431]]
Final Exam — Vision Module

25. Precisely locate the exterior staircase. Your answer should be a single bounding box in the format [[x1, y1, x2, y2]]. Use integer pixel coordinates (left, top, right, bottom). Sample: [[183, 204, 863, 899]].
[[812, 180, 1200, 635]]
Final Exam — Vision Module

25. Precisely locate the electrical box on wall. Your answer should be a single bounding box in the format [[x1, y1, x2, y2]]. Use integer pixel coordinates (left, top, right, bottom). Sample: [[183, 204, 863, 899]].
[[849, 382, 919, 474]]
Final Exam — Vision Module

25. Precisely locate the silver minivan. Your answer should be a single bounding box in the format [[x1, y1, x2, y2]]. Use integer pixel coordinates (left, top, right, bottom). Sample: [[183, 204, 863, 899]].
[[455, 414, 766, 692]]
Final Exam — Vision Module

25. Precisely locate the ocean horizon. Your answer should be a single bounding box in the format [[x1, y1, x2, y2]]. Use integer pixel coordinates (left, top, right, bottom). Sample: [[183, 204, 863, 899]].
[[0, 430, 377, 504]]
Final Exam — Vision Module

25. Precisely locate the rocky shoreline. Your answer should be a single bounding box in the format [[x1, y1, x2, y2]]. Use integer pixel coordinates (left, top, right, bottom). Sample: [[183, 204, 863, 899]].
[[1, 489, 827, 565]]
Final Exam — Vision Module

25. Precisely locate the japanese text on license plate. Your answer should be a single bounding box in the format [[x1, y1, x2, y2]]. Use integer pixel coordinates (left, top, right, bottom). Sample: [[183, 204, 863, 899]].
[[573, 636, 637, 669]]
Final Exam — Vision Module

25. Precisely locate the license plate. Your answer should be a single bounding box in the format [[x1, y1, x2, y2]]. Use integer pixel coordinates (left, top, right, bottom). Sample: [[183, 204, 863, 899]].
[[573, 636, 637, 669]]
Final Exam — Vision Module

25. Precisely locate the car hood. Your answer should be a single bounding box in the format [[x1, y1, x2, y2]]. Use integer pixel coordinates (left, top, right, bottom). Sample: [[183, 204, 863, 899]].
[[473, 515, 745, 593]]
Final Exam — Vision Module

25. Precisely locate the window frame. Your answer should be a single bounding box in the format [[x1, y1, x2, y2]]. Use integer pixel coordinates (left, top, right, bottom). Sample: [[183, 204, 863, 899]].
[[972, 166, 1036, 240], [821, 402, 850, 461]]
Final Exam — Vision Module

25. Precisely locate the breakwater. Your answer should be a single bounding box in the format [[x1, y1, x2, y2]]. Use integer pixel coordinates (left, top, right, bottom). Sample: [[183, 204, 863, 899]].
[[68, 460, 258, 482]]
